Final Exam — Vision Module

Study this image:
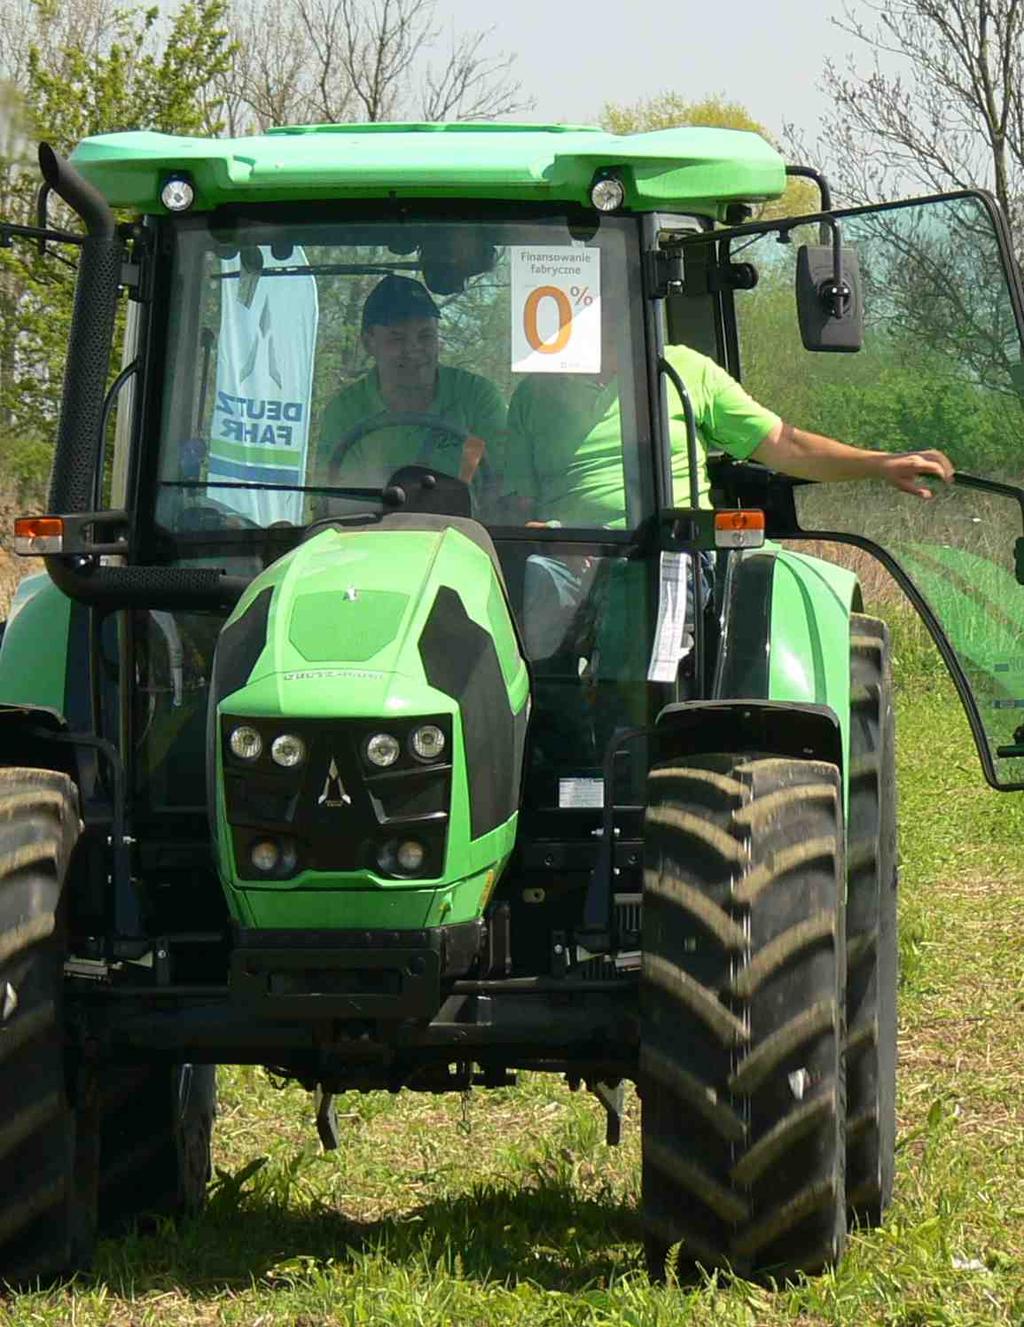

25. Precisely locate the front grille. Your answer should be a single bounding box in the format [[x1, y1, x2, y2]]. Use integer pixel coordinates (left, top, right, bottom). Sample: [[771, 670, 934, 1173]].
[[220, 714, 451, 879]]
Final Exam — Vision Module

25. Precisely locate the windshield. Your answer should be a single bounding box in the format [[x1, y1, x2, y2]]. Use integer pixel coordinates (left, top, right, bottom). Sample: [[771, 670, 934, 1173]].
[[153, 214, 650, 534]]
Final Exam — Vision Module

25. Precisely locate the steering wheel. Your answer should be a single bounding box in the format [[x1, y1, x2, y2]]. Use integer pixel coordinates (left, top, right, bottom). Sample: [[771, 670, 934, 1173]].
[[176, 501, 260, 532], [327, 411, 485, 487]]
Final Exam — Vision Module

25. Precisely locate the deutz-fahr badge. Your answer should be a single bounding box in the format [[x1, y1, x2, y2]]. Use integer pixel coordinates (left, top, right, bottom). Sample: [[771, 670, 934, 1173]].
[[317, 757, 351, 808]]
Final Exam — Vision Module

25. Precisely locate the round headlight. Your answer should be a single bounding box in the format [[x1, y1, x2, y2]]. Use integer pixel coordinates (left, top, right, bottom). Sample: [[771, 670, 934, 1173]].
[[396, 840, 426, 873], [271, 733, 306, 768], [229, 725, 263, 761], [250, 839, 279, 872], [410, 724, 446, 761], [160, 176, 195, 212], [590, 176, 625, 212], [365, 732, 400, 768]]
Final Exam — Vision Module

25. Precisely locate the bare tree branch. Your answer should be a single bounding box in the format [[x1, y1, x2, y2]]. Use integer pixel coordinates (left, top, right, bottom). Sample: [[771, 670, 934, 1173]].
[[221, 0, 530, 130], [419, 26, 526, 122], [812, 0, 1024, 248]]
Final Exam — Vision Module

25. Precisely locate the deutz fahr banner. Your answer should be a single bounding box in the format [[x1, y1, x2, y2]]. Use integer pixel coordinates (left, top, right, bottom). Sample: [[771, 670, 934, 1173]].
[[208, 248, 319, 525]]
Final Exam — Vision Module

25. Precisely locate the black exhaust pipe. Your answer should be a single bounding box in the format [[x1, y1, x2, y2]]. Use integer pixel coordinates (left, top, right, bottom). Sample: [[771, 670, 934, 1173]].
[[38, 142, 121, 516], [38, 143, 116, 240]]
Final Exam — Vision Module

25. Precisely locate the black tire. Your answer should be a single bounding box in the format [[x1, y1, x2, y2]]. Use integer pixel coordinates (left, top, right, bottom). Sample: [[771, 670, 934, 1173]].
[[845, 614, 898, 1226], [98, 1062, 216, 1232], [0, 768, 90, 1286], [641, 753, 846, 1282]]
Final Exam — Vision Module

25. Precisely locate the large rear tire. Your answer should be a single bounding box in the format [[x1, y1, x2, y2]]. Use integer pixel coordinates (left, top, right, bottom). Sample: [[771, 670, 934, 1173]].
[[845, 614, 898, 1226], [0, 768, 90, 1286], [641, 753, 846, 1281]]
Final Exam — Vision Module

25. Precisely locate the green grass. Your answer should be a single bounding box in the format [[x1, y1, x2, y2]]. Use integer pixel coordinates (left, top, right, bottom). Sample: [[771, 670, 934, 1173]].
[[3, 606, 1024, 1325]]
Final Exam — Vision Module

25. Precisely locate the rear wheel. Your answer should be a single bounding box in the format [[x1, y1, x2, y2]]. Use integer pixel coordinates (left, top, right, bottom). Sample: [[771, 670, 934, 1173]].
[[98, 1062, 216, 1232], [0, 768, 90, 1285], [641, 752, 846, 1281], [845, 615, 898, 1226]]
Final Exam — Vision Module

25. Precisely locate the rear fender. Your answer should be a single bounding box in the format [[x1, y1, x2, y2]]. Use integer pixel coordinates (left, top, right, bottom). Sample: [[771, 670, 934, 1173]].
[[0, 573, 73, 715], [0, 705, 76, 777], [715, 544, 860, 781]]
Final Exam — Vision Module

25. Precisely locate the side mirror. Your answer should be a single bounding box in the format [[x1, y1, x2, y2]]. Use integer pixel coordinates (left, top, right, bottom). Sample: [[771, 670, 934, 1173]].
[[796, 244, 863, 352]]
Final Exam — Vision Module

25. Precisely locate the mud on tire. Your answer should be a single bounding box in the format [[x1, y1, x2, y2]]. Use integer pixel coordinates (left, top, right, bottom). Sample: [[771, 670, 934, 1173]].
[[641, 753, 846, 1282]]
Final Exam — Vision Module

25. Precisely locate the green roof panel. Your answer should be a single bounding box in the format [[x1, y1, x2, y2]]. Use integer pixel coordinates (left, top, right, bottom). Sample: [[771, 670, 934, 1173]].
[[69, 122, 787, 218]]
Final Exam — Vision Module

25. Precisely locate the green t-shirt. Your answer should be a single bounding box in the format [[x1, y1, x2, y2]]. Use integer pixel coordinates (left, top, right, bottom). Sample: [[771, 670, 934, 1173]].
[[504, 344, 780, 526], [316, 365, 507, 496]]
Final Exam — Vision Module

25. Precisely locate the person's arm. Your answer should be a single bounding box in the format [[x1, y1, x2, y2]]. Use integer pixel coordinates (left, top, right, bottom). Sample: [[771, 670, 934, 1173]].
[[750, 420, 954, 498], [495, 380, 539, 521]]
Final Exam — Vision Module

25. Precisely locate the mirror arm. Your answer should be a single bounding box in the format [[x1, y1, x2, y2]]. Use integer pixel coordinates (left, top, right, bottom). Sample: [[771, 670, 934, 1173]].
[[679, 210, 852, 322], [785, 164, 833, 213], [818, 216, 850, 321]]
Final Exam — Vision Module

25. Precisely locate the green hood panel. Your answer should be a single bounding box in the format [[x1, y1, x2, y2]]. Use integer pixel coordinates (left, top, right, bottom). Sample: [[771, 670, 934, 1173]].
[[288, 587, 410, 663], [223, 524, 528, 717]]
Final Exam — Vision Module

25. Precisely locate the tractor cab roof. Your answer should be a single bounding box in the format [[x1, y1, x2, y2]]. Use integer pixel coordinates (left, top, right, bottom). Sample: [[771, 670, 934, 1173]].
[[69, 121, 787, 219]]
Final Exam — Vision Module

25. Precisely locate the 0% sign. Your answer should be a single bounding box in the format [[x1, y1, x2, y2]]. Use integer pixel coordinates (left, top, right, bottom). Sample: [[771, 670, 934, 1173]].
[[510, 246, 602, 374]]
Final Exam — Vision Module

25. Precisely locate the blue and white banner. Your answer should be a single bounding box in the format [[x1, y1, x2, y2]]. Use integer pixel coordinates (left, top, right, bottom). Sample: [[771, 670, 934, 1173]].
[[208, 248, 319, 525]]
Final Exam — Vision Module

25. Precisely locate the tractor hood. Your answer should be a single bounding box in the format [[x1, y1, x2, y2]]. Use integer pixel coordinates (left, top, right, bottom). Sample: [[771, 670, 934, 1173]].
[[207, 517, 530, 932], [222, 524, 482, 719]]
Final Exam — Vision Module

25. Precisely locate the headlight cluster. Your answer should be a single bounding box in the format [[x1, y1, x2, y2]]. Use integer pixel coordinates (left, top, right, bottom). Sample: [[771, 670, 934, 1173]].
[[228, 725, 307, 768], [364, 723, 446, 768], [377, 838, 427, 876], [247, 836, 297, 876]]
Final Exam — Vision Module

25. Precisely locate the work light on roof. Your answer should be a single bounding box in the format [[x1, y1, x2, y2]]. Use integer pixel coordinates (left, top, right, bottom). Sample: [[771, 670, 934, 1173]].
[[590, 175, 625, 212], [160, 175, 195, 212]]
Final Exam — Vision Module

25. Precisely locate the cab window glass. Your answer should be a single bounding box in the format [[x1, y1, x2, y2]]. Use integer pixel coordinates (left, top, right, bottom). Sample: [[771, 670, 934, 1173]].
[[733, 194, 1024, 785], [153, 217, 650, 533]]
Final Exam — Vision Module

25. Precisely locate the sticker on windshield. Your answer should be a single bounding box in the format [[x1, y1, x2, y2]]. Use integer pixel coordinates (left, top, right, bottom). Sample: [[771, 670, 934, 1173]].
[[510, 246, 601, 374]]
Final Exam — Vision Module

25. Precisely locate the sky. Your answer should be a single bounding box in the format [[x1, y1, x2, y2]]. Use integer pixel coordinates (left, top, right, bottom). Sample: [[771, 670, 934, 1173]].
[[452, 0, 856, 149]]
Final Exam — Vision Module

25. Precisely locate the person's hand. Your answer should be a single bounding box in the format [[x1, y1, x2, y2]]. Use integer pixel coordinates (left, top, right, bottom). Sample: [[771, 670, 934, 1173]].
[[876, 449, 954, 498]]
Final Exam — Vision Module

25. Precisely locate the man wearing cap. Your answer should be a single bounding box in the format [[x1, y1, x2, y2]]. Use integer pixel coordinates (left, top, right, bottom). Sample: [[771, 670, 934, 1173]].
[[316, 275, 506, 506]]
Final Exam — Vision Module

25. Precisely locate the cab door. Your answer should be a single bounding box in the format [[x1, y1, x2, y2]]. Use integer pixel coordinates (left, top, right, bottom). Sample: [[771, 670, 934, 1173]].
[[726, 189, 1024, 790]]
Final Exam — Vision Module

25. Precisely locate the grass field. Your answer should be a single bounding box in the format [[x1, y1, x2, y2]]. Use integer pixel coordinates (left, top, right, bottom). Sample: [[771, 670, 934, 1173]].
[[3, 608, 1024, 1325]]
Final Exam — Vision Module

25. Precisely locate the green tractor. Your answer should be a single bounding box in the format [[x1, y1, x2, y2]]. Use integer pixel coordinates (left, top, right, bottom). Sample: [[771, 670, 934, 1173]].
[[2, 122, 1024, 1286]]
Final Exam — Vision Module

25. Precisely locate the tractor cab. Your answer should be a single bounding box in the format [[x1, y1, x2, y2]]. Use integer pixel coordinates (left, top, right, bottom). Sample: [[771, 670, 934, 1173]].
[[3, 122, 1024, 1284]]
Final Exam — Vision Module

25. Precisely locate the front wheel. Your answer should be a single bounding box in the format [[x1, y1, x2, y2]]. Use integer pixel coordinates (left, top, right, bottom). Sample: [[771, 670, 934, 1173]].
[[98, 1062, 216, 1231], [641, 752, 846, 1282]]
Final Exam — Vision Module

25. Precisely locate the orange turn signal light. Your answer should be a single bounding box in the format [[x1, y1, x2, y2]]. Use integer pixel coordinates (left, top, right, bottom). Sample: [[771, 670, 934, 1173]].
[[713, 509, 765, 548], [14, 516, 64, 556]]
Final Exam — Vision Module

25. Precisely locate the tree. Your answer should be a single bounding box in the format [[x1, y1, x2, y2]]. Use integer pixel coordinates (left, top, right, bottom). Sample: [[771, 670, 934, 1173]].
[[815, 1, 1024, 244], [26, 0, 231, 149], [0, 0, 234, 502], [214, 0, 527, 133], [601, 93, 819, 218]]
